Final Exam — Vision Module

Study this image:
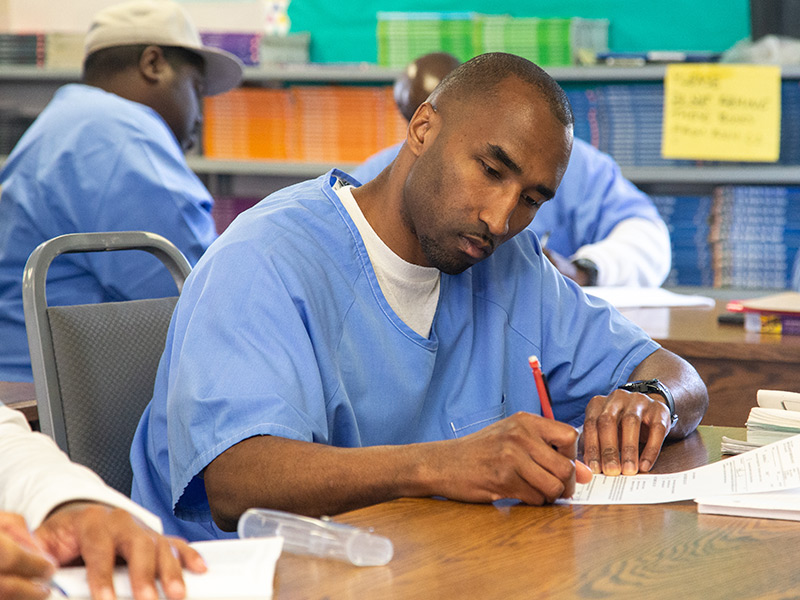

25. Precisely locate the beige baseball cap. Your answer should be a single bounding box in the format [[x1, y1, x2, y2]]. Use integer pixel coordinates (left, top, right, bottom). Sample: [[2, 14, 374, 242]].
[[84, 0, 244, 96]]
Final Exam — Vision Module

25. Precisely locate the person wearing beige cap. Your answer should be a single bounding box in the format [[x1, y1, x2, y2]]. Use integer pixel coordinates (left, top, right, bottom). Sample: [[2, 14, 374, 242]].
[[0, 0, 243, 384], [0, 2, 243, 599]]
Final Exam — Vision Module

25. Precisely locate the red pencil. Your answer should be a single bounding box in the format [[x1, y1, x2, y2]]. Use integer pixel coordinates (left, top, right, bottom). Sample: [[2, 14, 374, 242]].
[[528, 355, 555, 420]]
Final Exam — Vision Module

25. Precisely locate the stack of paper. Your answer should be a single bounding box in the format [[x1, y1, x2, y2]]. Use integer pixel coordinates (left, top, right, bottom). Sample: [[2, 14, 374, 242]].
[[697, 488, 800, 521], [747, 390, 800, 446], [720, 435, 761, 455], [721, 390, 800, 454], [746, 407, 800, 445], [562, 432, 800, 522]]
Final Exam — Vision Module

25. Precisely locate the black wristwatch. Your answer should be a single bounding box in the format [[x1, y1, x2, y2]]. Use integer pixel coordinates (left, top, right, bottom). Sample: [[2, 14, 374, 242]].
[[618, 379, 678, 427], [572, 258, 598, 286]]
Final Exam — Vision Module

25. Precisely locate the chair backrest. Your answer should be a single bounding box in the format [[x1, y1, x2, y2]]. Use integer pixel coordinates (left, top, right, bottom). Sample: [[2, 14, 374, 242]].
[[23, 231, 191, 495]]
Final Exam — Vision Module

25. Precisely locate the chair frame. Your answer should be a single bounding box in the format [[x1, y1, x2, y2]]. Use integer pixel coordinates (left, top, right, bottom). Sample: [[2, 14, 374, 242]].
[[22, 231, 191, 453]]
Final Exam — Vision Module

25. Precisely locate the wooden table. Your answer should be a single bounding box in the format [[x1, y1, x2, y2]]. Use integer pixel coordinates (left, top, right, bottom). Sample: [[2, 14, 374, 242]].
[[272, 426, 800, 599], [0, 380, 37, 425], [620, 300, 800, 427]]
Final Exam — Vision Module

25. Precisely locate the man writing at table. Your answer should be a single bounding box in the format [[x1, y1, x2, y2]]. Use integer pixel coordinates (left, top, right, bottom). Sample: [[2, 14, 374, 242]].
[[131, 52, 708, 540]]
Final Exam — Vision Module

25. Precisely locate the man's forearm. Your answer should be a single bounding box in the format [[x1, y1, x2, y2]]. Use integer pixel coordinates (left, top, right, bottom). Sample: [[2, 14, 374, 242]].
[[0, 406, 161, 531], [204, 435, 435, 529], [203, 415, 585, 530]]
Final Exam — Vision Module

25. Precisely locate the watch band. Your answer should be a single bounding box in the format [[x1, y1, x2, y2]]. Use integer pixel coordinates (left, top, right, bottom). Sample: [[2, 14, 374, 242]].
[[571, 258, 598, 286], [618, 379, 678, 427]]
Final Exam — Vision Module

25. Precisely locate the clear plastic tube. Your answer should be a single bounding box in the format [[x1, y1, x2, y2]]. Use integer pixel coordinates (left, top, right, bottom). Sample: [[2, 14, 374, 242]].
[[237, 508, 394, 566]]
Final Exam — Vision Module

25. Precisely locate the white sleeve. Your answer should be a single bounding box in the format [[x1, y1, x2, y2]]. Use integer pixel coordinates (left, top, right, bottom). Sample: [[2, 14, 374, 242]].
[[572, 217, 672, 287], [0, 405, 162, 531]]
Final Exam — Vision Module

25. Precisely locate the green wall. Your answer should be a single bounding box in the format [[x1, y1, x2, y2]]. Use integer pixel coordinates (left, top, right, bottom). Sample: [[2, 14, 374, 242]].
[[288, 1, 752, 64]]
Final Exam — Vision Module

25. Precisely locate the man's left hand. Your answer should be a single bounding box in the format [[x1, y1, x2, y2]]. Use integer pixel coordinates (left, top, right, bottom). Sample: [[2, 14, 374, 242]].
[[34, 502, 206, 600], [581, 388, 672, 476]]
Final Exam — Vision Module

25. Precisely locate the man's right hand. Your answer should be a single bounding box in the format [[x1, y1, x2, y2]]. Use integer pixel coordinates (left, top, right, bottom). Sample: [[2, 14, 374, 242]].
[[424, 412, 591, 505]]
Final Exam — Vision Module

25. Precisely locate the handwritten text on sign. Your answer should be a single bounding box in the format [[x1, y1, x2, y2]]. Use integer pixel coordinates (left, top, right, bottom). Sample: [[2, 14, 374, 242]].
[[661, 64, 781, 162]]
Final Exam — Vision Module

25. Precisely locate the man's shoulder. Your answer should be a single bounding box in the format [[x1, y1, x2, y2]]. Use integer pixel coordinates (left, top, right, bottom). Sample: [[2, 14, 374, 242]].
[[42, 84, 166, 136], [216, 174, 345, 245], [194, 174, 363, 294]]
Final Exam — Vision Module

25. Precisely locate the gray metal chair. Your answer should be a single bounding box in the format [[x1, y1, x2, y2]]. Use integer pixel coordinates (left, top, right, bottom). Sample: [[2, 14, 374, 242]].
[[23, 231, 191, 495]]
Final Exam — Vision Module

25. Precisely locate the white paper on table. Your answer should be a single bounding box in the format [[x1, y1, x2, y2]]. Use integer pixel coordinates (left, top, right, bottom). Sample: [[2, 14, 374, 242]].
[[583, 286, 715, 309], [561, 433, 800, 505], [52, 536, 283, 599], [696, 487, 800, 521]]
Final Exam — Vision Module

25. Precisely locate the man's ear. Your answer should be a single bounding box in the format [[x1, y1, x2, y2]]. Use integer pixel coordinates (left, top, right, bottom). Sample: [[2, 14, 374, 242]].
[[406, 102, 439, 157], [138, 45, 168, 85]]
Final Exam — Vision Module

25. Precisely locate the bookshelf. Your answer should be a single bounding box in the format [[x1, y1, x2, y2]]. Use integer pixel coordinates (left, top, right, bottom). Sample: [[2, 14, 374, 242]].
[[4, 64, 800, 186]]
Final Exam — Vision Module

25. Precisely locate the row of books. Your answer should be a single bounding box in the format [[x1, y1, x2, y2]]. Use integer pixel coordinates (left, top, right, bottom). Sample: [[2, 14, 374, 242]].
[[0, 33, 46, 66], [376, 12, 608, 68], [710, 186, 800, 289], [652, 188, 800, 289], [202, 80, 800, 167], [651, 195, 713, 287], [0, 31, 308, 69], [564, 81, 800, 167], [202, 86, 407, 163]]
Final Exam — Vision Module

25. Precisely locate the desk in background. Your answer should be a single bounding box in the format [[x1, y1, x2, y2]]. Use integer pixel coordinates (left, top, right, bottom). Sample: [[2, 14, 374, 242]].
[[273, 426, 800, 599], [0, 380, 37, 426], [620, 299, 800, 426]]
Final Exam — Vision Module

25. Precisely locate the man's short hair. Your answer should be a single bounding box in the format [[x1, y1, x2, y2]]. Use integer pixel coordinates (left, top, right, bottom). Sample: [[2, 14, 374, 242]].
[[430, 52, 574, 127], [83, 44, 204, 83]]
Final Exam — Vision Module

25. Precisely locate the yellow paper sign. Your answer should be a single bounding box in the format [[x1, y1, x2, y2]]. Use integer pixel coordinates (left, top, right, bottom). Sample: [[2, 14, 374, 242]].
[[661, 63, 781, 162]]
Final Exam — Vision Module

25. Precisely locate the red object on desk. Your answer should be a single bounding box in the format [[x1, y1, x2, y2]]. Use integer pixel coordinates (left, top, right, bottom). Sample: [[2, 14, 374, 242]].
[[528, 355, 555, 420]]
